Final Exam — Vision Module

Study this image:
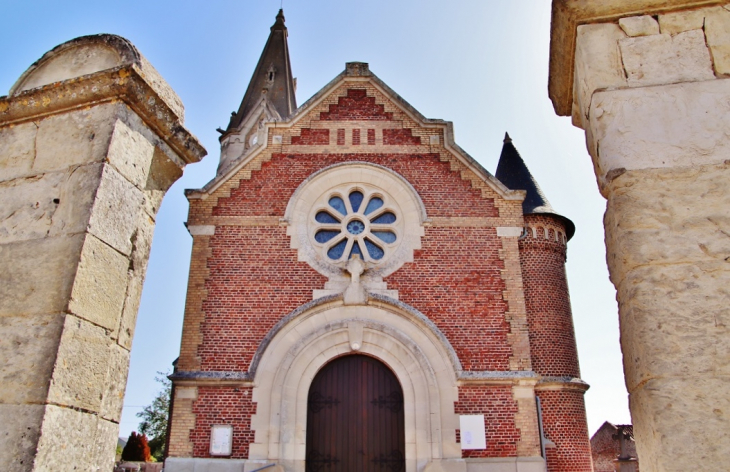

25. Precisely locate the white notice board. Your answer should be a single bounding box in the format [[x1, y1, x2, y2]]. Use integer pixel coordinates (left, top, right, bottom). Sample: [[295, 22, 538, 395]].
[[210, 425, 233, 456], [459, 415, 487, 450]]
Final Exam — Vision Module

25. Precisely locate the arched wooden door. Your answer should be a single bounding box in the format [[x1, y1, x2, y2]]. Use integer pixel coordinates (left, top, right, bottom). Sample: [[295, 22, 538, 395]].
[[306, 355, 405, 472]]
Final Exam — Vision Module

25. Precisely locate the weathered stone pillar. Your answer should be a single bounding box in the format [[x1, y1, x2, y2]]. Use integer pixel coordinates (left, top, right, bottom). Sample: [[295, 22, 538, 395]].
[[549, 2, 729, 470], [0, 35, 205, 471]]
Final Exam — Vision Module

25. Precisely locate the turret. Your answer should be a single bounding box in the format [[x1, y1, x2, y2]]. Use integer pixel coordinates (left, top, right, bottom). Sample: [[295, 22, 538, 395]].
[[495, 133, 592, 472], [217, 9, 297, 175], [495, 132, 578, 378]]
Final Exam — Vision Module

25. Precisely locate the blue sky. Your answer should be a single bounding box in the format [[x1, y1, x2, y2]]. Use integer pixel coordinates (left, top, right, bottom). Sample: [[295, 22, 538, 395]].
[[1, 0, 631, 437]]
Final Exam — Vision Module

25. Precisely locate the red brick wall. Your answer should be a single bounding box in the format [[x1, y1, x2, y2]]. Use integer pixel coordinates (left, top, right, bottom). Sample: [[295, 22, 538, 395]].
[[454, 386, 520, 458], [382, 128, 421, 145], [519, 215, 580, 378], [204, 153, 506, 372], [591, 424, 640, 472], [198, 226, 326, 371], [319, 88, 393, 120], [190, 387, 256, 459], [538, 390, 593, 472], [291, 128, 329, 145], [386, 227, 512, 371], [182, 152, 511, 457], [211, 153, 498, 218]]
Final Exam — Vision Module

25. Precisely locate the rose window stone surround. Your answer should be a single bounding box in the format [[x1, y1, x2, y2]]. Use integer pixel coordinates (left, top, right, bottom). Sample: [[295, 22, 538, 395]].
[[285, 163, 426, 298]]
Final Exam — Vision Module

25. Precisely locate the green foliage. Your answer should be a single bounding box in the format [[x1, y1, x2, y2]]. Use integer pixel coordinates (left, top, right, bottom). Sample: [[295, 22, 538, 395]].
[[121, 432, 151, 462], [137, 371, 171, 461]]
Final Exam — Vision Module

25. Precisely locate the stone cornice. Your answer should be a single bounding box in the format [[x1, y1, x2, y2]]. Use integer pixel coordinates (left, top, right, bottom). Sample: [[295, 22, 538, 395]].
[[0, 65, 206, 166], [535, 376, 590, 392], [170, 370, 254, 388], [171, 369, 545, 387], [549, 0, 726, 116]]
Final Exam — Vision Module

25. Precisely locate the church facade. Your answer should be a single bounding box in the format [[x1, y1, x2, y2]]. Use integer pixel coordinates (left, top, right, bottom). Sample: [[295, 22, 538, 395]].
[[166, 10, 592, 472]]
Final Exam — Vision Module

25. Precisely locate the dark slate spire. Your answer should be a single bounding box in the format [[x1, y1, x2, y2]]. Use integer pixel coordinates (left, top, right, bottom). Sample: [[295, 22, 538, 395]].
[[495, 132, 575, 239], [226, 9, 296, 132]]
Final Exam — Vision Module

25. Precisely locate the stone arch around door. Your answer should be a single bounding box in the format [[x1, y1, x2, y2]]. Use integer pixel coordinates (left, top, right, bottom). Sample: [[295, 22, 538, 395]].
[[248, 296, 462, 472]]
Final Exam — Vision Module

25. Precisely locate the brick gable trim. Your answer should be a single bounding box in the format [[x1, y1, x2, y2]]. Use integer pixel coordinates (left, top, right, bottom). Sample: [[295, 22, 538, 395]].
[[189, 68, 523, 204]]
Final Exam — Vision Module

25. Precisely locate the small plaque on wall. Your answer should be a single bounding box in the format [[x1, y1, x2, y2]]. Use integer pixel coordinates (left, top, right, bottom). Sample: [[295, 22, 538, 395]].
[[210, 425, 233, 456], [459, 415, 487, 450]]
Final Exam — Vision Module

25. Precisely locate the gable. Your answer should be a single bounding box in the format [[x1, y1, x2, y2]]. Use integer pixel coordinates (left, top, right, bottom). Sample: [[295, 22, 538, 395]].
[[191, 63, 524, 214]]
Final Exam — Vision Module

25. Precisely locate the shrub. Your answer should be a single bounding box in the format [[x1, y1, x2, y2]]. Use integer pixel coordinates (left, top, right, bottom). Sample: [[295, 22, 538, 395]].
[[121, 431, 152, 462]]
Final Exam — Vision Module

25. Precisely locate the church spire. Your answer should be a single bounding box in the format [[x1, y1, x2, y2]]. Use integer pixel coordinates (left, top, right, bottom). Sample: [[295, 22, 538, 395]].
[[225, 9, 297, 133], [495, 133, 575, 239]]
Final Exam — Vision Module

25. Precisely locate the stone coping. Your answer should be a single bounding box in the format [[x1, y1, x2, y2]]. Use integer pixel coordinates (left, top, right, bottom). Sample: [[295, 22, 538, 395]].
[[548, 0, 726, 116], [0, 65, 206, 165]]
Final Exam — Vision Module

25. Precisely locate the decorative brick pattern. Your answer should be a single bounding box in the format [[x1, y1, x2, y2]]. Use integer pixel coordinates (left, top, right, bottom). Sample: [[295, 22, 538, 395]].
[[352, 128, 361, 145], [336, 128, 345, 145], [290, 128, 329, 145], [499, 235, 532, 373], [167, 391, 197, 457], [383, 128, 421, 145], [537, 390, 593, 472], [210, 153, 498, 219], [454, 386, 520, 458], [177, 236, 213, 371], [319, 88, 393, 121], [520, 215, 580, 378], [190, 387, 256, 459], [367, 128, 376, 145], [513, 388, 541, 457]]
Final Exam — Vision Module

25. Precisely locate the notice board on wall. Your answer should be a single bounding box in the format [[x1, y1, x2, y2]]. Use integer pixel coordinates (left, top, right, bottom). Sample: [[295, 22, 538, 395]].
[[210, 425, 233, 456], [459, 415, 487, 450]]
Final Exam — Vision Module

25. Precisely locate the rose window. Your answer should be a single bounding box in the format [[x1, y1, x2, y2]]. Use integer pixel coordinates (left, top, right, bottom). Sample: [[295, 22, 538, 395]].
[[312, 189, 399, 263]]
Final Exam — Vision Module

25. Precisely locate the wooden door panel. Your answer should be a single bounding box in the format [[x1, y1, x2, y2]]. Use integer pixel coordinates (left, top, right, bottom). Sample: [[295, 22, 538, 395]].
[[306, 355, 405, 472]]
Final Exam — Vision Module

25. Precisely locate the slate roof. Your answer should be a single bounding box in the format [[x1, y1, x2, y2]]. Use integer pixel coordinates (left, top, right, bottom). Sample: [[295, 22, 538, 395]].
[[225, 9, 297, 133], [495, 133, 575, 240]]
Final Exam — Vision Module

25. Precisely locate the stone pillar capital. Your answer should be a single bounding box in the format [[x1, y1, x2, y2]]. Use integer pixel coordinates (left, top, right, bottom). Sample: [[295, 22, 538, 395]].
[[0, 33, 206, 167], [548, 0, 726, 116]]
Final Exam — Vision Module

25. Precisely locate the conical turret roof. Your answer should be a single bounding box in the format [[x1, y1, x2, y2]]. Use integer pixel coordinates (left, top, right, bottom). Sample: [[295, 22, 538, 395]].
[[225, 9, 297, 133], [495, 133, 575, 239]]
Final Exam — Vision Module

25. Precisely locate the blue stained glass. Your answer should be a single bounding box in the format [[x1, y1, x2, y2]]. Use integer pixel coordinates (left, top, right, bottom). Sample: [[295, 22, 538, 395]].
[[364, 197, 384, 215], [329, 196, 347, 216], [349, 191, 364, 212], [327, 239, 347, 260], [346, 220, 365, 235], [372, 231, 396, 244], [350, 241, 363, 258], [315, 211, 340, 224], [315, 230, 341, 243], [364, 239, 384, 260], [371, 212, 396, 224]]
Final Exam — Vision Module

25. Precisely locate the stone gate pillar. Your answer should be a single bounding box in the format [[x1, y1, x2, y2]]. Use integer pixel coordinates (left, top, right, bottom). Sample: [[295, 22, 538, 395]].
[[0, 35, 205, 471], [549, 1, 729, 470]]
